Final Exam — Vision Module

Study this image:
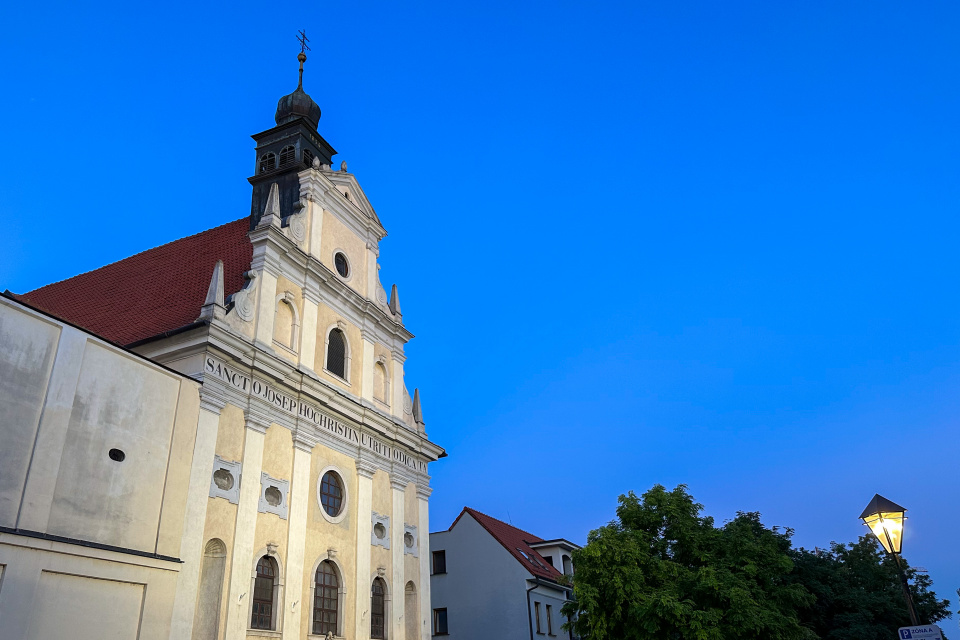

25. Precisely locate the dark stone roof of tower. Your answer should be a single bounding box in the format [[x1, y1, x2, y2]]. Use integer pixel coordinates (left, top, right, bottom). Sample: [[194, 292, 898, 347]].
[[275, 86, 321, 130]]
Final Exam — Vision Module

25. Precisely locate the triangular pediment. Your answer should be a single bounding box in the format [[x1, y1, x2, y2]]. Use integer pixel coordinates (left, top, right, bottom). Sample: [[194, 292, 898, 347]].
[[323, 169, 384, 231]]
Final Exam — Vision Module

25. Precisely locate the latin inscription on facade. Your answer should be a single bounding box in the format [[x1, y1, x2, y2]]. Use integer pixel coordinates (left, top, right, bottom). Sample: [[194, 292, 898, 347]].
[[204, 356, 427, 472]]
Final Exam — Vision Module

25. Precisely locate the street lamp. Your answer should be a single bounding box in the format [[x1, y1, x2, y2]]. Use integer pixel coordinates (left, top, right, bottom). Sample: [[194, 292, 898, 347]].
[[859, 494, 919, 626]]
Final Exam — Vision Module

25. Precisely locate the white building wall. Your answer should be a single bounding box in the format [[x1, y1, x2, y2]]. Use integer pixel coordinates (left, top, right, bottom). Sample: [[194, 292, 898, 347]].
[[0, 296, 203, 640], [429, 515, 570, 640]]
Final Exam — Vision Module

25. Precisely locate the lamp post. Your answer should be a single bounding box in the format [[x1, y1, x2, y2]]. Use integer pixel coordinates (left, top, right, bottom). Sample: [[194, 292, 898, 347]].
[[859, 494, 919, 626]]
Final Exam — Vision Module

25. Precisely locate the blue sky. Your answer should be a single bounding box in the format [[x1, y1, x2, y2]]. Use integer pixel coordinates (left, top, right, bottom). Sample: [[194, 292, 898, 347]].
[[3, 0, 959, 621]]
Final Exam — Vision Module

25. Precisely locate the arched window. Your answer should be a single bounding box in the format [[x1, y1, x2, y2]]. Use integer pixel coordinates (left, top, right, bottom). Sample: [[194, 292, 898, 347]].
[[273, 294, 299, 351], [371, 578, 387, 639], [193, 539, 227, 640], [562, 554, 573, 576], [259, 152, 276, 174], [313, 561, 339, 636], [279, 145, 296, 167], [374, 361, 388, 404], [326, 328, 347, 379], [251, 556, 277, 630], [303, 148, 315, 167], [404, 582, 418, 640]]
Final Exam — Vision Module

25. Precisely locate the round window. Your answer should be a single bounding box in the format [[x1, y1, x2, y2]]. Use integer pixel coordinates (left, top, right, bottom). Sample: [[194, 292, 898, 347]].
[[213, 468, 234, 490], [404, 532, 415, 548], [334, 252, 349, 278], [320, 471, 344, 517], [265, 486, 282, 506], [374, 523, 387, 539]]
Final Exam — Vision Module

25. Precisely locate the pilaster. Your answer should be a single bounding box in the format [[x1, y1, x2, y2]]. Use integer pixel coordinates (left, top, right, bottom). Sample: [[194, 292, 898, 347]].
[[391, 352, 405, 420], [299, 167, 327, 262], [390, 476, 407, 640], [416, 484, 433, 640], [224, 411, 270, 640], [361, 336, 376, 402], [282, 431, 317, 640], [168, 389, 225, 640], [354, 459, 377, 640], [365, 241, 379, 301], [253, 265, 280, 350], [299, 282, 321, 374]]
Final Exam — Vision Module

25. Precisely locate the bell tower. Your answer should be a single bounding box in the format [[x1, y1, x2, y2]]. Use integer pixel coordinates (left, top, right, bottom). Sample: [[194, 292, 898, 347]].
[[248, 34, 337, 228]]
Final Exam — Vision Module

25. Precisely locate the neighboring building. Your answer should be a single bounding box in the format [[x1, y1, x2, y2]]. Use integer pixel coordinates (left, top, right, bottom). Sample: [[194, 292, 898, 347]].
[[3, 45, 444, 640], [0, 294, 204, 639], [429, 508, 579, 640]]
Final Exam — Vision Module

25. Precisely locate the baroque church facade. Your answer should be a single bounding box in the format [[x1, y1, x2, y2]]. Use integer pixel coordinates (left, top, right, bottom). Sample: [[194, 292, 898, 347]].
[[2, 48, 443, 640]]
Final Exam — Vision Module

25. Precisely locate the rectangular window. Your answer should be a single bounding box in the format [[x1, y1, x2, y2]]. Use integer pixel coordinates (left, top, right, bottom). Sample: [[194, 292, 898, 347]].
[[535, 601, 543, 634], [432, 550, 446, 575], [434, 608, 448, 635], [547, 604, 554, 635]]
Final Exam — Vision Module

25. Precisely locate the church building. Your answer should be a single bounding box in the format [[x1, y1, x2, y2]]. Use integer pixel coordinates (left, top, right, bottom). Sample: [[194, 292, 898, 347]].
[[2, 42, 444, 640]]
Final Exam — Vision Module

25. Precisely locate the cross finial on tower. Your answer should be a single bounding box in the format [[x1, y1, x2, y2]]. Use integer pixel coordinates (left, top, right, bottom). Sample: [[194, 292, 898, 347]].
[[296, 30, 311, 89], [297, 30, 311, 54]]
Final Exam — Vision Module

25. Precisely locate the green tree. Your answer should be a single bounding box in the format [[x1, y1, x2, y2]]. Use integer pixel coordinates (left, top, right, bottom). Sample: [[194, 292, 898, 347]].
[[790, 537, 951, 639], [562, 484, 815, 640]]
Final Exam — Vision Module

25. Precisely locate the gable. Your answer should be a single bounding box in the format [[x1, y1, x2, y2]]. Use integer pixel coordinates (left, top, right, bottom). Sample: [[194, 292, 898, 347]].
[[324, 170, 384, 230], [450, 507, 564, 582]]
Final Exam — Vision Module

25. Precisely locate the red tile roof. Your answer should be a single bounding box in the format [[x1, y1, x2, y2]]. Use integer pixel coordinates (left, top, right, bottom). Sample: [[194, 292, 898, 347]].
[[16, 218, 253, 346], [451, 507, 564, 581]]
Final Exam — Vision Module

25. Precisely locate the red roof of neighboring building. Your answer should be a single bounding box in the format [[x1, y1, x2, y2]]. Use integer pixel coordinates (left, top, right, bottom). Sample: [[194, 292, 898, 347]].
[[450, 507, 565, 581], [16, 218, 253, 346]]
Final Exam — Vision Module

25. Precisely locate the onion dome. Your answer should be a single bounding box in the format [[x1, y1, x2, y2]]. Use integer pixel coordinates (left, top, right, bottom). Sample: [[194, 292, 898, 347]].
[[275, 51, 321, 129]]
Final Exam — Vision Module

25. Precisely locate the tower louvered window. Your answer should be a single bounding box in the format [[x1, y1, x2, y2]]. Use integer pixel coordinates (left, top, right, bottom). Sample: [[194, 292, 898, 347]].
[[326, 329, 346, 379], [303, 148, 315, 167], [279, 145, 296, 167], [259, 152, 276, 174]]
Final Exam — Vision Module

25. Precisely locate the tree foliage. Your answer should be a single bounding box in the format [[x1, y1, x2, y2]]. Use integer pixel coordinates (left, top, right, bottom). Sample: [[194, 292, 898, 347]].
[[789, 537, 950, 639], [562, 485, 950, 640], [562, 484, 815, 640]]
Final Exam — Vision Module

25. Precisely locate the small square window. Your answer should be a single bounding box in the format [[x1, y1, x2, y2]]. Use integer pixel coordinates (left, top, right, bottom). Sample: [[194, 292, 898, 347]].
[[433, 608, 448, 635], [432, 550, 446, 575]]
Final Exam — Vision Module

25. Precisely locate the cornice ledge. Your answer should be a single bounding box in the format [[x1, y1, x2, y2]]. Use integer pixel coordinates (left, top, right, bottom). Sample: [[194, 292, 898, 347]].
[[356, 458, 378, 479], [199, 388, 227, 414], [390, 475, 411, 491], [292, 429, 319, 452], [415, 485, 433, 500], [249, 348, 295, 385], [302, 282, 322, 305], [248, 237, 285, 275], [245, 410, 271, 434]]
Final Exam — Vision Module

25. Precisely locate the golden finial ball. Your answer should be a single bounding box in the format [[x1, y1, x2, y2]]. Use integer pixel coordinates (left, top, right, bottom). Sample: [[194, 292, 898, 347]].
[[298, 52, 307, 63]]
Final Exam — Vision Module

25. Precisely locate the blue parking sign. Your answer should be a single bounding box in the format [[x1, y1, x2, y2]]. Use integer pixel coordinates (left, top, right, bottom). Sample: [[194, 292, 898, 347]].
[[898, 626, 943, 640]]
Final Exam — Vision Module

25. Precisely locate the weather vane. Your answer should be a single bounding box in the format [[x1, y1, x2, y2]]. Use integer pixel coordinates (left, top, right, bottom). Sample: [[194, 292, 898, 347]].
[[296, 30, 310, 88], [297, 30, 311, 54]]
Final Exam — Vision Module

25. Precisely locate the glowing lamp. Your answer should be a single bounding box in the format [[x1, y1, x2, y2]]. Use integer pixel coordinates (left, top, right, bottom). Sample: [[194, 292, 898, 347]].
[[859, 494, 907, 555]]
